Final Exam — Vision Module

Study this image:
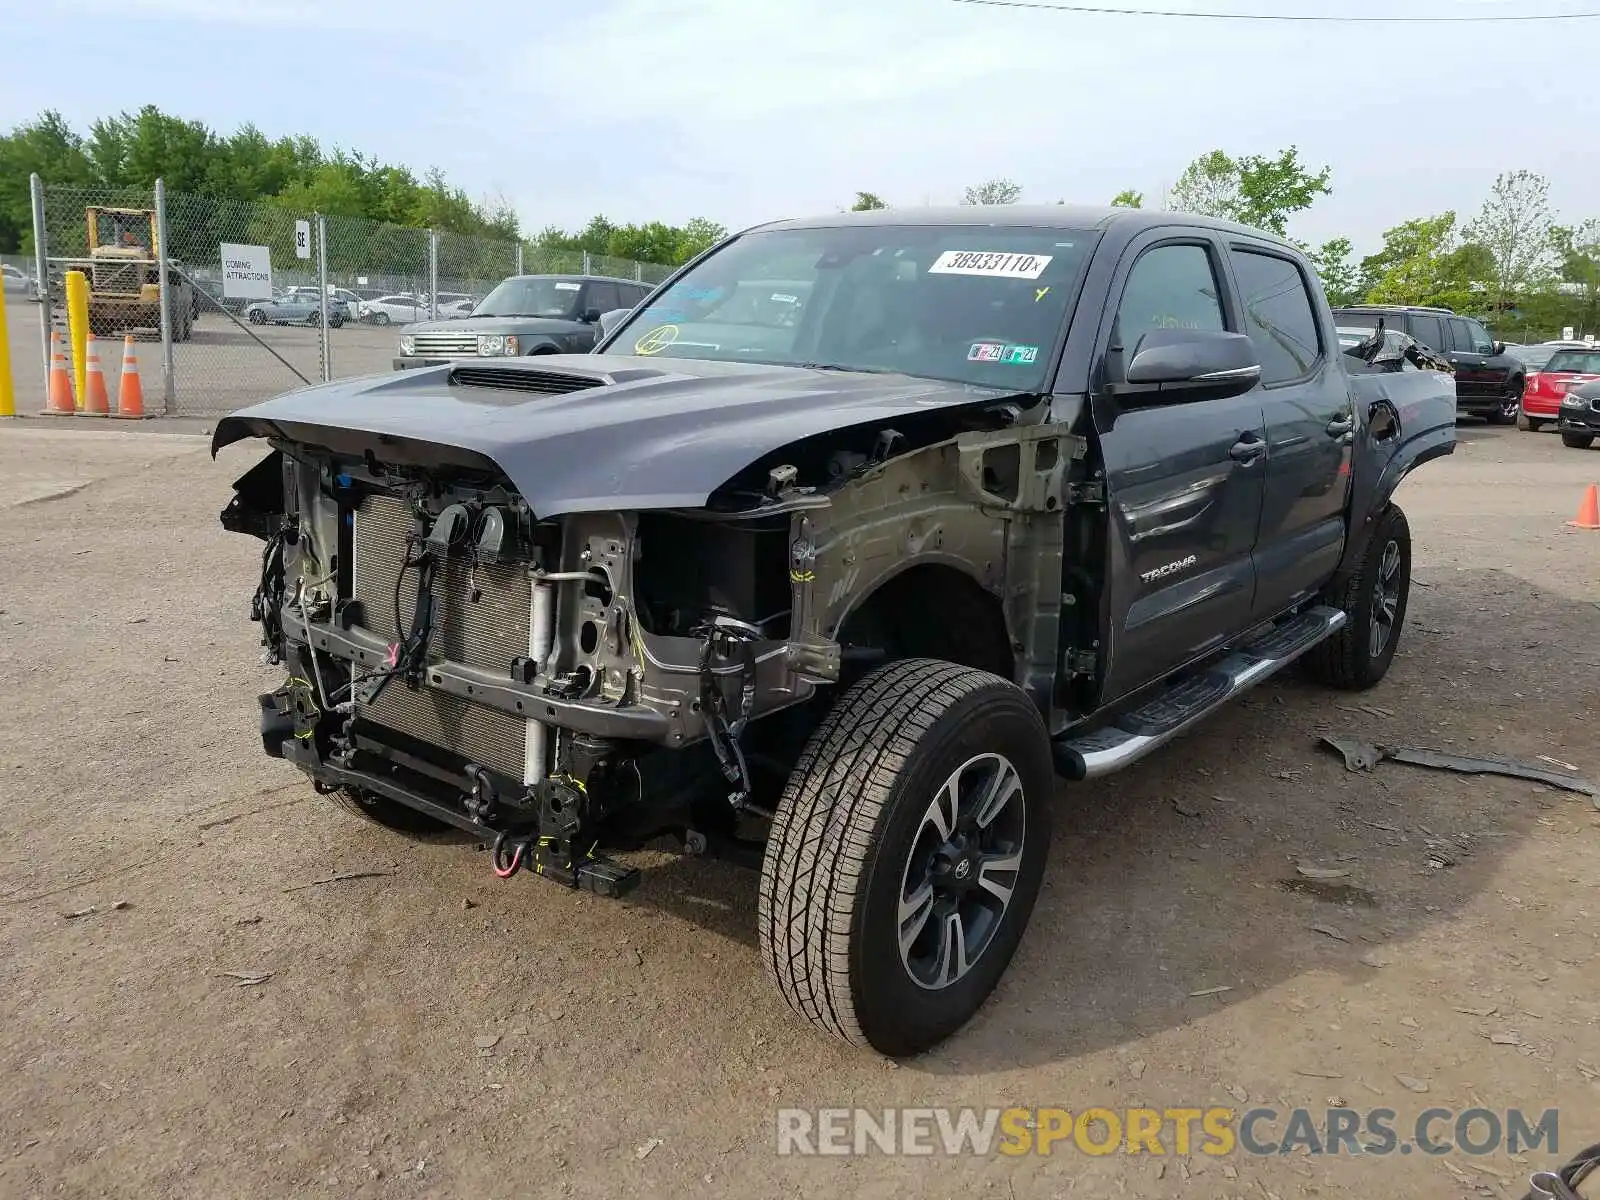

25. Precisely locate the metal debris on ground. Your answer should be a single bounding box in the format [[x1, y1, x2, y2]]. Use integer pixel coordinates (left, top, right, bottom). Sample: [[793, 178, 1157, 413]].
[[1320, 736, 1596, 798], [634, 1137, 662, 1160], [217, 970, 274, 986], [1310, 923, 1350, 942], [281, 870, 396, 893], [1536, 754, 1579, 772], [1394, 1074, 1431, 1093], [1189, 985, 1233, 998], [1296, 863, 1352, 881]]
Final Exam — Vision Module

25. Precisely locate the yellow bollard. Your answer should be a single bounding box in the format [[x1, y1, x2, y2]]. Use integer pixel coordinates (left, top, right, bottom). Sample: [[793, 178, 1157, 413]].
[[0, 285, 14, 417], [65, 269, 89, 410]]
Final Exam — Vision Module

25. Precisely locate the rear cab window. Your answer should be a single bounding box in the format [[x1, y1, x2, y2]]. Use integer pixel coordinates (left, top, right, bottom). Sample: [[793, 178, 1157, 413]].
[[1229, 248, 1321, 384], [1545, 350, 1600, 374]]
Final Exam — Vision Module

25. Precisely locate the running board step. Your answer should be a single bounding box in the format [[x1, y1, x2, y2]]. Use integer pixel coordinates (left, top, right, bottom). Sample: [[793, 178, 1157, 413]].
[[1052, 605, 1347, 781]]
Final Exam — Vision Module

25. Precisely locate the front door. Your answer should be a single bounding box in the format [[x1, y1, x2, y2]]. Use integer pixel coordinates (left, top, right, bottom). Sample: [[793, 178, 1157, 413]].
[[1444, 315, 1499, 403], [1224, 243, 1353, 618], [1093, 236, 1267, 703]]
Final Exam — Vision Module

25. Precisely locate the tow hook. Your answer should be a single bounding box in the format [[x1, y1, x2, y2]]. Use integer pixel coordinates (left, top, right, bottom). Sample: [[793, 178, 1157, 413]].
[[491, 828, 533, 879]]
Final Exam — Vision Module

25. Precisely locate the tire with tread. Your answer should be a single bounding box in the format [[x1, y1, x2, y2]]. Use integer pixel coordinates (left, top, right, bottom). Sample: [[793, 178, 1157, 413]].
[[1561, 432, 1595, 449], [1302, 504, 1411, 691], [758, 657, 1053, 1056]]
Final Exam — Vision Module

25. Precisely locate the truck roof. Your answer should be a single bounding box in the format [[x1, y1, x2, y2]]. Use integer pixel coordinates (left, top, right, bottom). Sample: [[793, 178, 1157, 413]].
[[751, 204, 1299, 249]]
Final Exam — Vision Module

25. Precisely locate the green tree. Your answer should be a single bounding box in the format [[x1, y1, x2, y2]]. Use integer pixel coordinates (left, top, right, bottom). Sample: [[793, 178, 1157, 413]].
[[961, 178, 1022, 205], [850, 191, 888, 211], [1551, 219, 1600, 335], [1110, 189, 1143, 208], [1169, 146, 1330, 235], [1466, 169, 1555, 310], [1362, 213, 1486, 310], [1169, 150, 1239, 220], [1305, 237, 1360, 306], [0, 106, 528, 254], [675, 216, 727, 261]]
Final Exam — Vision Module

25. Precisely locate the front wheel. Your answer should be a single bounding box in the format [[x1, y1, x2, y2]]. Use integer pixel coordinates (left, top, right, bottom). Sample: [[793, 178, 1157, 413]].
[[372, 312, 390, 326], [248, 309, 266, 325], [1302, 504, 1411, 691], [1562, 432, 1596, 449], [759, 658, 1053, 1057], [1486, 390, 1520, 425], [1517, 414, 1545, 432]]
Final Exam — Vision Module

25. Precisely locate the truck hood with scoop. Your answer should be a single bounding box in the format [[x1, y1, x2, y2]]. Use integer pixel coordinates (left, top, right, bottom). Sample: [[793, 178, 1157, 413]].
[[210, 354, 1022, 518]]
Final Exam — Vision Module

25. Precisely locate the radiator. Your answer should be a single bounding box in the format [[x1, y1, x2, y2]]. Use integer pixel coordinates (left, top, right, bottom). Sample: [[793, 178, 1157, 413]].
[[352, 495, 532, 782]]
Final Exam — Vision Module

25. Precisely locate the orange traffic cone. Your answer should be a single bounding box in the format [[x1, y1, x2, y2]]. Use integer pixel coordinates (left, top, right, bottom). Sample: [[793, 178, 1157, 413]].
[[112, 335, 150, 419], [80, 335, 110, 416], [42, 329, 75, 415], [1568, 483, 1600, 531]]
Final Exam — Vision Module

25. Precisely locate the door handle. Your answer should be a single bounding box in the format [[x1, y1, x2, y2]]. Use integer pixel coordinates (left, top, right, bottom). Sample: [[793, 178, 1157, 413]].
[[1229, 435, 1266, 464], [1326, 413, 1355, 437]]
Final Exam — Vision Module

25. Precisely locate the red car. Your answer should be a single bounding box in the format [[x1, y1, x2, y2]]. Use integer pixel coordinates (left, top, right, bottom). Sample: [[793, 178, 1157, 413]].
[[1521, 347, 1600, 431]]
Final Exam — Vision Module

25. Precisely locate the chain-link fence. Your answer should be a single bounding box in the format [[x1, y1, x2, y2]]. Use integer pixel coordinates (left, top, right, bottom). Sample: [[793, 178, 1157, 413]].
[[25, 175, 679, 417]]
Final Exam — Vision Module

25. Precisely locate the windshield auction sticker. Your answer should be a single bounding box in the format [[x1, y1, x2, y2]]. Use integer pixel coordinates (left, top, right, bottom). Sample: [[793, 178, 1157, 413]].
[[928, 251, 1053, 279], [634, 325, 679, 355]]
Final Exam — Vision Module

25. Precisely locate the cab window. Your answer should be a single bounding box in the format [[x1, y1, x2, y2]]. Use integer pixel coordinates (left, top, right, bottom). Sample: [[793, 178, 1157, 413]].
[[1116, 243, 1225, 355]]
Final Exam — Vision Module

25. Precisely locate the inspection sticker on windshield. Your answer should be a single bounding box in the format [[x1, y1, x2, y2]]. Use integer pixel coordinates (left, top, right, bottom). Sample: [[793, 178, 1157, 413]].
[[554, 282, 581, 291], [929, 250, 1052, 279], [968, 341, 1038, 365]]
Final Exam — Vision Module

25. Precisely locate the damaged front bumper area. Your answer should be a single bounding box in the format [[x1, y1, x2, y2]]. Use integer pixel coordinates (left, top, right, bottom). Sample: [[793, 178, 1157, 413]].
[[235, 450, 841, 896]]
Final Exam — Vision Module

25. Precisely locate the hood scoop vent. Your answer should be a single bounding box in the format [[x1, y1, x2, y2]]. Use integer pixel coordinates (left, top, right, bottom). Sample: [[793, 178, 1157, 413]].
[[448, 366, 606, 395]]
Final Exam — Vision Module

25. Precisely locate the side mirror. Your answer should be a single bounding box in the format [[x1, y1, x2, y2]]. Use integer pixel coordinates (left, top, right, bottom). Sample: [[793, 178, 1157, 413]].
[[581, 306, 604, 324], [1117, 328, 1261, 399], [596, 307, 630, 340]]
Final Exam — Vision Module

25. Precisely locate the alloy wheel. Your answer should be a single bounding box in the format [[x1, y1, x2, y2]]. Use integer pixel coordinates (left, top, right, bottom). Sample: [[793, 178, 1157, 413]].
[[1369, 539, 1402, 659], [897, 752, 1027, 991]]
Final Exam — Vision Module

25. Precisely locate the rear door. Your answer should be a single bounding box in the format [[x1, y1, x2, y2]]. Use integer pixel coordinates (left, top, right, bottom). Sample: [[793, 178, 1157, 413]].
[[1094, 234, 1267, 702], [1407, 312, 1446, 357], [1225, 243, 1353, 618], [1446, 316, 1498, 400]]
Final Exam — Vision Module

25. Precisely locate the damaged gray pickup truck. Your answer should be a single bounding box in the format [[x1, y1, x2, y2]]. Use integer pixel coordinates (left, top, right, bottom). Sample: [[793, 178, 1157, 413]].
[[212, 206, 1456, 1056]]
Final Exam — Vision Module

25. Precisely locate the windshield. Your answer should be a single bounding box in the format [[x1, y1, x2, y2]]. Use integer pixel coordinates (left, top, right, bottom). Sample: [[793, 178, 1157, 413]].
[[475, 277, 583, 318], [1333, 312, 1385, 332], [604, 224, 1099, 389], [1506, 344, 1555, 370], [96, 211, 153, 251], [1545, 350, 1600, 374]]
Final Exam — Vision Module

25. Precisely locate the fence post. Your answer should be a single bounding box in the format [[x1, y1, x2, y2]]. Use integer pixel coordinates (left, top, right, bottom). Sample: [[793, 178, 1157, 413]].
[[515, 242, 523, 275], [635, 261, 642, 283], [428, 229, 439, 319], [154, 178, 175, 411], [30, 174, 49, 386], [582, 250, 591, 276], [317, 213, 331, 382]]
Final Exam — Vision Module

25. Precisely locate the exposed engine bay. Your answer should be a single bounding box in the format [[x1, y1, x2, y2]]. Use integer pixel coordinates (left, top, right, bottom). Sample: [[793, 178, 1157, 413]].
[[220, 367, 1084, 898]]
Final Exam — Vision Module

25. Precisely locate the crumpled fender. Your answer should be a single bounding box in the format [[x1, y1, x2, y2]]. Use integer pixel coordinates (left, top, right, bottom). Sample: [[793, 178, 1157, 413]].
[[1336, 368, 1456, 577]]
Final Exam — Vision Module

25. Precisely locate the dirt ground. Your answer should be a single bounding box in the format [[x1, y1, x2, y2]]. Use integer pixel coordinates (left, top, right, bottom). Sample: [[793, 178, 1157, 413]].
[[0, 417, 1596, 1200]]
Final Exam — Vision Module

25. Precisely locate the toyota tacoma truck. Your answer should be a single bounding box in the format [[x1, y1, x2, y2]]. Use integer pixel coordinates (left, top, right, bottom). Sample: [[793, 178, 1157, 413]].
[[212, 206, 1456, 1057]]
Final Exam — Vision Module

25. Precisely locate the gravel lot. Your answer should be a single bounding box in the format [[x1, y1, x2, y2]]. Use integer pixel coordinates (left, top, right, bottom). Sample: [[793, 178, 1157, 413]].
[[4, 299, 400, 417], [0, 417, 1597, 1199]]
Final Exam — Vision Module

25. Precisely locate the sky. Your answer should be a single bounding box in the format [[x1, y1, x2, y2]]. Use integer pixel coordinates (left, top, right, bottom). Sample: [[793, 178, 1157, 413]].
[[4, 0, 1599, 256]]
